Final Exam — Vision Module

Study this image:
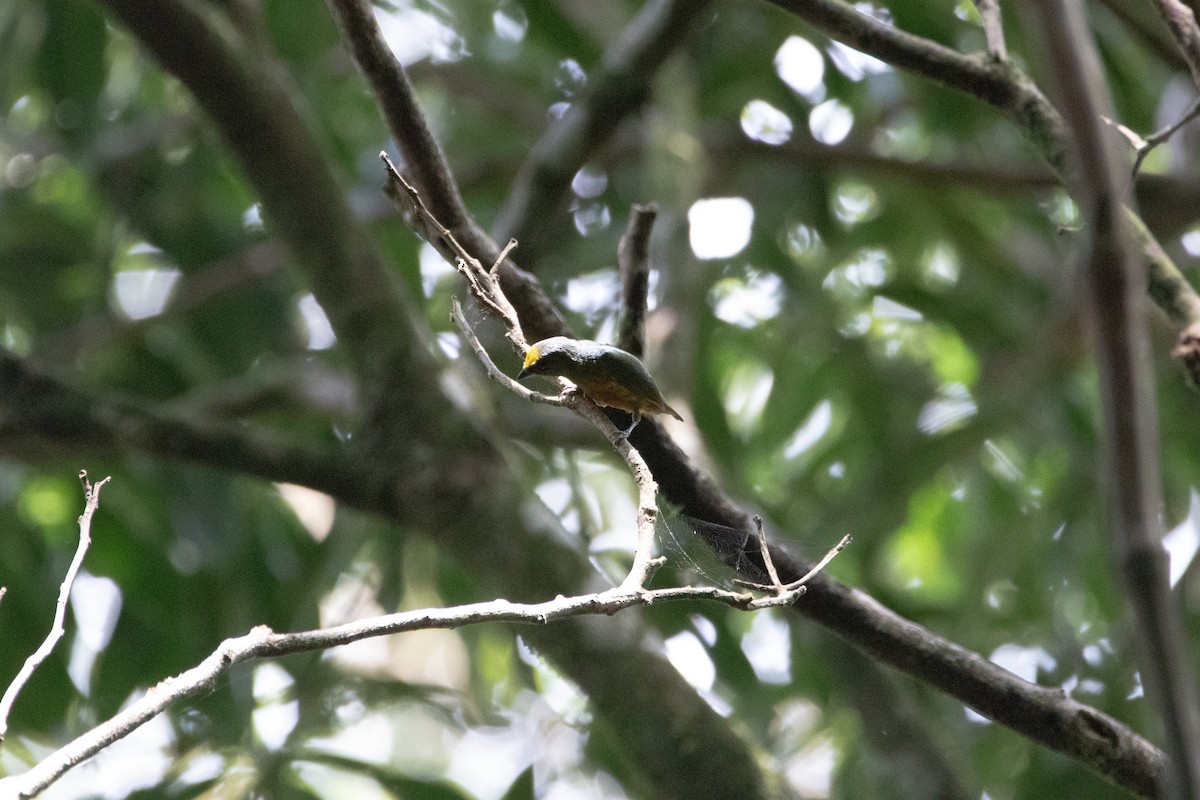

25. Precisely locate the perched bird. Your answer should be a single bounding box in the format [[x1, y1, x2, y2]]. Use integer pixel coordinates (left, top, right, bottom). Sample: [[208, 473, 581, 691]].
[[517, 336, 683, 438]]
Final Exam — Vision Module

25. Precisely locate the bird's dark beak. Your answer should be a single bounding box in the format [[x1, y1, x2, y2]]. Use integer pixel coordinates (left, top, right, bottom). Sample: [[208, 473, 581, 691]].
[[517, 366, 532, 380]]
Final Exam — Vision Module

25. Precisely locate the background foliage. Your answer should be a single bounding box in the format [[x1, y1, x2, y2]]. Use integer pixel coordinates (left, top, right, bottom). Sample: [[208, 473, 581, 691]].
[[1, 0, 1198, 798]]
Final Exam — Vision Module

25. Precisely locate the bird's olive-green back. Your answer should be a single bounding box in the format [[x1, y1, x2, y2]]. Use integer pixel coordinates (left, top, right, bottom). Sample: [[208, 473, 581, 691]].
[[524, 338, 676, 416]]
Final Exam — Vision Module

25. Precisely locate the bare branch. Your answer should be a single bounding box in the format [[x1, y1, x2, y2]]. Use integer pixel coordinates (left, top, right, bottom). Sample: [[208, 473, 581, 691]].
[[755, 515, 784, 591], [0, 473, 110, 744], [449, 299, 559, 411], [1132, 95, 1200, 175], [737, 530, 851, 599], [0, 575, 837, 798], [381, 152, 525, 353]]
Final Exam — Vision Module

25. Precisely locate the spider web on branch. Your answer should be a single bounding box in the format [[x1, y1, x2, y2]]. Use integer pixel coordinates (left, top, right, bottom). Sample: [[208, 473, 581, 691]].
[[655, 511, 761, 590]]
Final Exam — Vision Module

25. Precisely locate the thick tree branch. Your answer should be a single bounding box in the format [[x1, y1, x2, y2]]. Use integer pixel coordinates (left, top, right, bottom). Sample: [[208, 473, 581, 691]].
[[1030, 2, 1200, 796], [617, 203, 658, 358]]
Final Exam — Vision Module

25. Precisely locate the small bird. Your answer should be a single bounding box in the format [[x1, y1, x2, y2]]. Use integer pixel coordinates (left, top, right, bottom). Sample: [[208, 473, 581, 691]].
[[517, 336, 683, 438]]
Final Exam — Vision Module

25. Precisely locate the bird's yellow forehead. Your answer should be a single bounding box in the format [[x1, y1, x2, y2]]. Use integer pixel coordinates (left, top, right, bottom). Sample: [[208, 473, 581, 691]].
[[522, 344, 541, 369]]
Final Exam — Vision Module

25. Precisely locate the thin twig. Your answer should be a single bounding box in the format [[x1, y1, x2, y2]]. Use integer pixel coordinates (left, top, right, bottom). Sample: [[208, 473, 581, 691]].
[[381, 153, 527, 353], [0, 472, 110, 744], [450, 299, 563, 411], [779, 534, 852, 590], [753, 515, 784, 591], [1132, 95, 1200, 175], [490, 238, 520, 280], [727, 516, 811, 608], [737, 534, 851, 596]]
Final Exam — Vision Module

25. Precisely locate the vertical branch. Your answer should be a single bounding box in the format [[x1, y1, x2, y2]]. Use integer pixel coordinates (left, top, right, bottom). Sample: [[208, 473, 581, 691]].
[[1029, 3, 1200, 797], [617, 203, 658, 357], [0, 472, 110, 743]]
